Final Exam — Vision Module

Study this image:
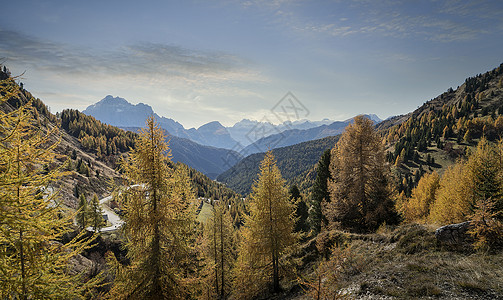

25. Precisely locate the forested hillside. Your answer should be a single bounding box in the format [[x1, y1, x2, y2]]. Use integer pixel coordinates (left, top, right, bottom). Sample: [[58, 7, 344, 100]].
[[380, 63, 503, 196], [217, 135, 339, 195]]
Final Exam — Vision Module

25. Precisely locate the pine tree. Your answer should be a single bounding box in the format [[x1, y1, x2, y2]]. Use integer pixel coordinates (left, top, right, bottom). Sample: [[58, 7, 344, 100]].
[[0, 76, 99, 298], [89, 194, 104, 233], [325, 115, 397, 232], [201, 202, 236, 299], [233, 151, 298, 298], [308, 149, 331, 235], [289, 185, 309, 233], [107, 116, 196, 299]]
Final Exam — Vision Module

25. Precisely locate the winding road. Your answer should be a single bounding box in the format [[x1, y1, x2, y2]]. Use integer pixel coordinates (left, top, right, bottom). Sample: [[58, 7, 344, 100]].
[[97, 195, 124, 232]]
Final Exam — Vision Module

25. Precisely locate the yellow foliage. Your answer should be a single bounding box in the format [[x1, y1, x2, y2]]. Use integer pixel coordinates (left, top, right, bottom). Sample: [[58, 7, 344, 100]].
[[233, 151, 298, 298], [428, 164, 471, 225], [0, 76, 101, 298], [403, 172, 440, 223], [108, 116, 196, 299]]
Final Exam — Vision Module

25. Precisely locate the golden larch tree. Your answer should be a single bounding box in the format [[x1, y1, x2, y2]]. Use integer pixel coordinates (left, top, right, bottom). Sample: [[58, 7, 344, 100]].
[[326, 115, 397, 232], [403, 171, 440, 223], [429, 138, 503, 225], [428, 163, 471, 225], [233, 151, 298, 298], [0, 75, 100, 299], [107, 116, 196, 299]]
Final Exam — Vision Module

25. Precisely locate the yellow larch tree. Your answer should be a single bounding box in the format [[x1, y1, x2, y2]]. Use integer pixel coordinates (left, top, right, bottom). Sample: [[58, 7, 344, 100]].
[[403, 171, 440, 223], [233, 151, 298, 298], [107, 116, 196, 299], [0, 74, 100, 299], [428, 163, 471, 225], [326, 115, 397, 232]]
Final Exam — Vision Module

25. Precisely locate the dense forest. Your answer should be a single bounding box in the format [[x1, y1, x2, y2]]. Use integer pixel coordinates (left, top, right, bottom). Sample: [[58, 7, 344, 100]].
[[1, 63, 503, 299], [217, 135, 339, 195]]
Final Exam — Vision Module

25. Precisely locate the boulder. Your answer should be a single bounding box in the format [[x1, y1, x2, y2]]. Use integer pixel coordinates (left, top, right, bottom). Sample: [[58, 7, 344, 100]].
[[435, 221, 472, 247]]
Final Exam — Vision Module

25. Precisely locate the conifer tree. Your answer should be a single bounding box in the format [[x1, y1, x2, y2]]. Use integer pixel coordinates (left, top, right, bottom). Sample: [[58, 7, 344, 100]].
[[289, 185, 309, 233], [429, 138, 503, 225], [326, 115, 397, 232], [201, 202, 236, 299], [107, 116, 196, 299], [308, 149, 331, 235], [89, 194, 104, 233], [233, 151, 298, 298], [0, 76, 99, 298]]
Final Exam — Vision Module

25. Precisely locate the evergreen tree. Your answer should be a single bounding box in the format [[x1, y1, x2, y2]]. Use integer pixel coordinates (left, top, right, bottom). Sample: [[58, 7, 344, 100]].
[[289, 185, 309, 233], [308, 149, 331, 235], [325, 115, 397, 232], [107, 116, 196, 299], [0, 77, 99, 298], [89, 194, 104, 233], [201, 202, 236, 299], [233, 151, 298, 298]]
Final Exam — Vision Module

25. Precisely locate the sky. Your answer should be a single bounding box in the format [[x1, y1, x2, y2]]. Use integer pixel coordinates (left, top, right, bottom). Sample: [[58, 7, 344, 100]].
[[1, 0, 502, 128]]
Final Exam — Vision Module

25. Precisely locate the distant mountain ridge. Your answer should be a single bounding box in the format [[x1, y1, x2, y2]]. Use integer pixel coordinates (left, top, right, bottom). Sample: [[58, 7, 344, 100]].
[[227, 118, 336, 147], [242, 114, 381, 155], [83, 95, 381, 152]]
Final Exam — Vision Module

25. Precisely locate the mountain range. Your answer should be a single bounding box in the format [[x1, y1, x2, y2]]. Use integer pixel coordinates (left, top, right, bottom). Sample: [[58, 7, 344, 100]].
[[241, 114, 381, 155], [82, 95, 381, 153]]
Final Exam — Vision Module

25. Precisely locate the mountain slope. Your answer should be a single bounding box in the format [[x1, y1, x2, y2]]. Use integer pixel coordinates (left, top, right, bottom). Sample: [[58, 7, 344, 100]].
[[242, 114, 379, 155], [378, 63, 503, 196], [217, 135, 339, 195]]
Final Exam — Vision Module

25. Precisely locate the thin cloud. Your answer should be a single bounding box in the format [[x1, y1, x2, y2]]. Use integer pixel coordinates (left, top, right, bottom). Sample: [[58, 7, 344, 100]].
[[247, 0, 499, 43], [0, 29, 265, 84]]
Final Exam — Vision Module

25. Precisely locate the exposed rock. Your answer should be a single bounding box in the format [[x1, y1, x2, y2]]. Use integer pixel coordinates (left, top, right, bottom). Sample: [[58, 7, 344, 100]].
[[435, 221, 472, 247]]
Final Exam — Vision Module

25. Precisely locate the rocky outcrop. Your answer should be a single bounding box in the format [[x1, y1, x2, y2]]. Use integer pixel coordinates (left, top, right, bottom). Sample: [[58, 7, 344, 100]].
[[435, 221, 472, 247]]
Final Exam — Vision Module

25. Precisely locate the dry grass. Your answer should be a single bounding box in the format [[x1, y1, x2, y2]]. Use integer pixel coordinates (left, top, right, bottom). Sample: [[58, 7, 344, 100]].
[[304, 224, 503, 299]]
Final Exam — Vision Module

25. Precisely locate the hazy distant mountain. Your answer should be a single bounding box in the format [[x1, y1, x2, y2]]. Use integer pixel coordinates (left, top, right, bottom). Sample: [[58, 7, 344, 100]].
[[83, 96, 381, 152], [82, 95, 187, 136], [226, 118, 335, 147], [242, 114, 381, 155], [186, 121, 237, 149], [83, 96, 238, 149]]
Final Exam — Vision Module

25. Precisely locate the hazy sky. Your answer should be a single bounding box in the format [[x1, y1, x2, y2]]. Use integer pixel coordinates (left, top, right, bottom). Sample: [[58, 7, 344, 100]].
[[1, 0, 502, 128]]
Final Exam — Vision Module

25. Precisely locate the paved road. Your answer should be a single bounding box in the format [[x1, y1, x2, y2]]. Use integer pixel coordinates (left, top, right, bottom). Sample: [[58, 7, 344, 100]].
[[86, 194, 123, 232]]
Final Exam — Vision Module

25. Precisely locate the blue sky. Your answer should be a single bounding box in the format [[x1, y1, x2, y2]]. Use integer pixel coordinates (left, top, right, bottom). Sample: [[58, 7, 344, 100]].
[[1, 0, 502, 128]]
